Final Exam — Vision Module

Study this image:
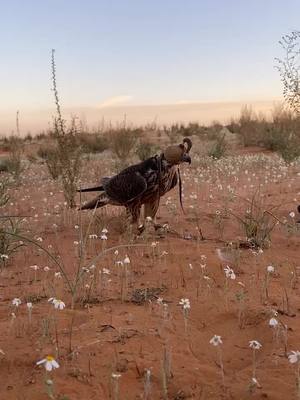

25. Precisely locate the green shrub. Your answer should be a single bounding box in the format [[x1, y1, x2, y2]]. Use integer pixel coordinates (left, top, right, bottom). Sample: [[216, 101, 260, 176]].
[[207, 134, 227, 159], [0, 158, 10, 172], [109, 128, 139, 169], [79, 133, 109, 154], [136, 141, 158, 161]]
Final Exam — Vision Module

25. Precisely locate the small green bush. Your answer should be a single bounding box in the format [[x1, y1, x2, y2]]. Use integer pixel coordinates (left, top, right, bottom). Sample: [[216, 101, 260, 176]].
[[110, 128, 140, 169], [208, 134, 227, 159], [0, 158, 10, 172], [136, 141, 158, 161], [79, 134, 109, 154]]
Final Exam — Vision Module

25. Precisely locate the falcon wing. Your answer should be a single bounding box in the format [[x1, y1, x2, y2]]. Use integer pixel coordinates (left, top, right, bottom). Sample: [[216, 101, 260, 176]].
[[103, 171, 148, 204]]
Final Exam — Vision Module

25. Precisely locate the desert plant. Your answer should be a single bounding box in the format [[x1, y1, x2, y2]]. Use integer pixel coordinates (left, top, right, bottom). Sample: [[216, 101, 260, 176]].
[[0, 158, 10, 172], [38, 146, 62, 179], [109, 128, 139, 169], [262, 106, 300, 162], [231, 190, 279, 249], [79, 133, 109, 154], [50, 49, 82, 207], [276, 31, 300, 115], [136, 141, 158, 161], [0, 218, 25, 268], [0, 179, 9, 207], [6, 136, 24, 180], [208, 133, 227, 159], [237, 106, 264, 147], [0, 179, 25, 268]]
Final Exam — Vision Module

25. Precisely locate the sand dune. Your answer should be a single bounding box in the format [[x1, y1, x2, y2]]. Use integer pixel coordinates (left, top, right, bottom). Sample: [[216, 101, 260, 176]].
[[0, 99, 280, 136]]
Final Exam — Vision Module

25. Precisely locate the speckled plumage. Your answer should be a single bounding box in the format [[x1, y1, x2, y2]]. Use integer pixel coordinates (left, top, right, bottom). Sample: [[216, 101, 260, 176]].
[[78, 139, 192, 230]]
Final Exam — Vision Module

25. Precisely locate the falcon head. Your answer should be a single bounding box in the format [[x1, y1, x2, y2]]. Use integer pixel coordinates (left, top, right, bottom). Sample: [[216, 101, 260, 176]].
[[163, 137, 192, 165]]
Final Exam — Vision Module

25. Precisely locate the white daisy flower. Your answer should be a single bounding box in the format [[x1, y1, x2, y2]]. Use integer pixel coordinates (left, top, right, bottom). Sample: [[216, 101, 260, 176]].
[[53, 299, 66, 310], [209, 334, 222, 346], [36, 355, 59, 371], [116, 261, 123, 267], [179, 298, 190, 310], [267, 265, 274, 273], [269, 317, 278, 327], [249, 340, 262, 350], [101, 268, 110, 275], [288, 351, 300, 364], [12, 298, 21, 307], [124, 255, 131, 264], [224, 265, 236, 280]]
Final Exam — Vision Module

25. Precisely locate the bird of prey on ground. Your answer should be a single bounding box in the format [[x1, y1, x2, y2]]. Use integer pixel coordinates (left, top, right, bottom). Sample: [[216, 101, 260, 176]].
[[78, 137, 192, 232]]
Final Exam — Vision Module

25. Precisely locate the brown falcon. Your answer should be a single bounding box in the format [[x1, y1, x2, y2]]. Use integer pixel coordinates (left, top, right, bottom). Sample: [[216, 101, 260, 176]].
[[78, 137, 192, 231]]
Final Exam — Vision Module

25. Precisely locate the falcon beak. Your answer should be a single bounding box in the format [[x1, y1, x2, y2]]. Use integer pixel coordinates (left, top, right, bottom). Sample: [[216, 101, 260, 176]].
[[182, 153, 191, 164]]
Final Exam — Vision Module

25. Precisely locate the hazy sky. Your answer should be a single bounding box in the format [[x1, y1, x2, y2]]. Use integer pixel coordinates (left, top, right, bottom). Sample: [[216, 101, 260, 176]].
[[1, 0, 300, 112]]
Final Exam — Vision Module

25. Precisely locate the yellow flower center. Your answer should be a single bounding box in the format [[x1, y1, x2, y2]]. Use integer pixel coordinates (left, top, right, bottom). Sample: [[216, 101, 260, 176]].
[[46, 355, 54, 362]]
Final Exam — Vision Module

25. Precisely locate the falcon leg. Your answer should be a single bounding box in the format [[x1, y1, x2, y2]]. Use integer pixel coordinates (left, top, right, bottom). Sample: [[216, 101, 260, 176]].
[[127, 205, 143, 234], [144, 198, 161, 230]]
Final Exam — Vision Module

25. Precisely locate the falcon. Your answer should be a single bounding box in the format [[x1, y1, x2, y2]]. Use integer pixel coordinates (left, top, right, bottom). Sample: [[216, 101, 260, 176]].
[[78, 137, 192, 232]]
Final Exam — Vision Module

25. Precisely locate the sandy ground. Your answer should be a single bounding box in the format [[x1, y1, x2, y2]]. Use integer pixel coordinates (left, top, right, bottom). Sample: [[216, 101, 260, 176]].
[[0, 147, 300, 400]]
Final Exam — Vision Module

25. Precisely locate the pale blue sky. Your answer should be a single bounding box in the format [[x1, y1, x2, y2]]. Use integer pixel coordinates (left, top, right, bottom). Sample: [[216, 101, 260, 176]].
[[1, 0, 300, 110]]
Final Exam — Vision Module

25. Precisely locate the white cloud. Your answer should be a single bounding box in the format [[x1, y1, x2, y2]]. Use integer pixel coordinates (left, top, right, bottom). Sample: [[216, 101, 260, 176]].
[[97, 95, 133, 108]]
